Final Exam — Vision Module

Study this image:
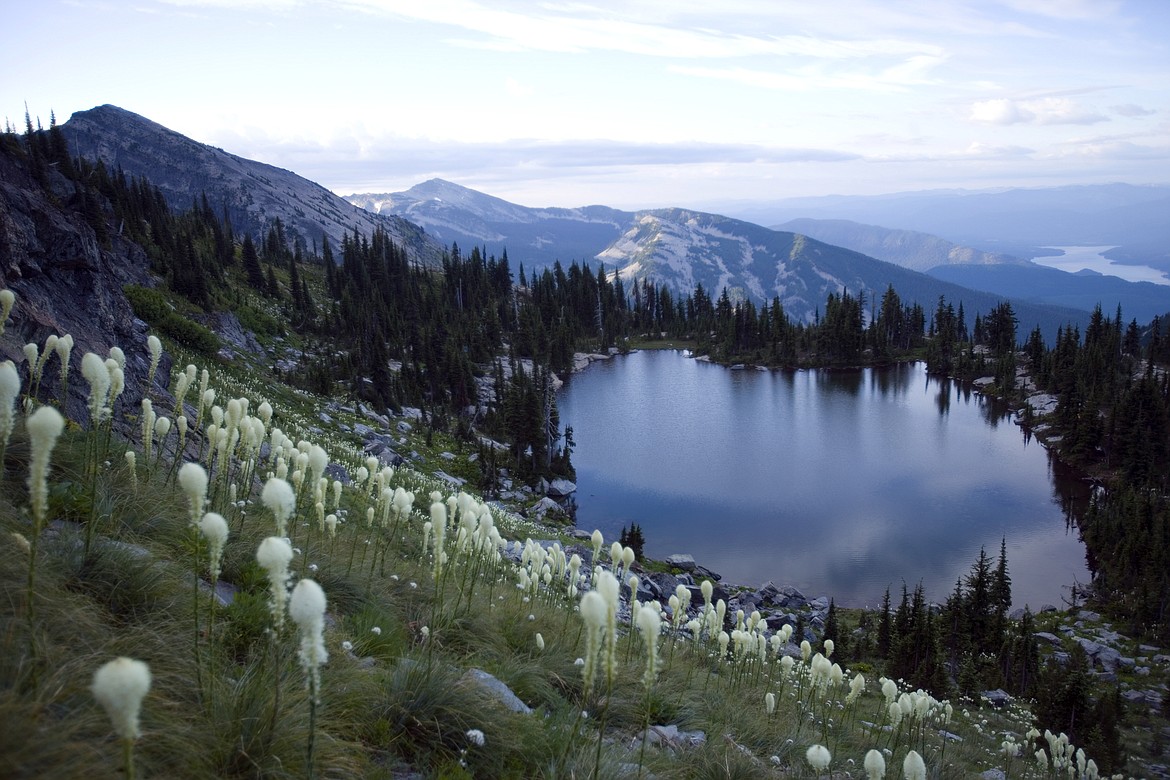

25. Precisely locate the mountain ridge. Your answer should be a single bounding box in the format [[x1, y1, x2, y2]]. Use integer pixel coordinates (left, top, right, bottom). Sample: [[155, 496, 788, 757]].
[[772, 217, 1026, 272], [347, 180, 1098, 335], [61, 105, 444, 266]]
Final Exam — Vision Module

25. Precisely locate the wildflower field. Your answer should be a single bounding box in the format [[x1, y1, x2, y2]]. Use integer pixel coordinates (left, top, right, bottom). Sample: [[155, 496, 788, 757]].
[[0, 289, 1135, 778]]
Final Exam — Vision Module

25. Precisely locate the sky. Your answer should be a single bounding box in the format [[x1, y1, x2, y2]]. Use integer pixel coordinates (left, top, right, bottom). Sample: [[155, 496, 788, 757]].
[[4, 0, 1169, 210]]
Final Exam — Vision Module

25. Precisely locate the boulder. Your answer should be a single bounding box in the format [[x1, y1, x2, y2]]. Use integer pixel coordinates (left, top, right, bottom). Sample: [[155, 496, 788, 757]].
[[665, 554, 697, 571], [324, 463, 351, 485], [644, 571, 681, 603], [530, 497, 564, 520], [547, 478, 577, 497], [1076, 637, 1124, 671], [775, 585, 808, 609], [751, 581, 781, 607], [461, 669, 532, 715], [982, 689, 1011, 708], [639, 724, 706, 750], [693, 563, 721, 582]]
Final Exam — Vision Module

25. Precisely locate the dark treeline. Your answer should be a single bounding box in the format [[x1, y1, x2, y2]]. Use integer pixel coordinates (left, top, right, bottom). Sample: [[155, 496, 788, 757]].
[[1022, 305, 1170, 643], [824, 544, 1126, 773]]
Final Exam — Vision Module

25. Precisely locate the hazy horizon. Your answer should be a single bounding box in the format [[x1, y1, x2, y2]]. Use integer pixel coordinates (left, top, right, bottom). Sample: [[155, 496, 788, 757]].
[[6, 1, 1168, 211]]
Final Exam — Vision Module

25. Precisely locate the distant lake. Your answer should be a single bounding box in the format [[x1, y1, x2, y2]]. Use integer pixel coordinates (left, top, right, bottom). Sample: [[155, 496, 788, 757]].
[[558, 351, 1091, 610], [1030, 245, 1170, 286]]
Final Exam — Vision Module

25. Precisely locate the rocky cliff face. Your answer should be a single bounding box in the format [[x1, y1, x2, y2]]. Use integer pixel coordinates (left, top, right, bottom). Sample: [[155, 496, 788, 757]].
[[61, 105, 444, 266], [0, 139, 168, 427]]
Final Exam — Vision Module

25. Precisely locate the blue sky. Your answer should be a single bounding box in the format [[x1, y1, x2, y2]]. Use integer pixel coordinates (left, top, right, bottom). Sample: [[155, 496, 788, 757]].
[[4, 0, 1168, 209]]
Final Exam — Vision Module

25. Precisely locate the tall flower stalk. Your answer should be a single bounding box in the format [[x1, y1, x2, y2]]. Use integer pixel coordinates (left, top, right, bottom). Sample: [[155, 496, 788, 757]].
[[636, 605, 661, 779], [180, 463, 210, 691], [91, 657, 151, 780], [289, 578, 328, 780], [0, 360, 20, 470], [24, 405, 64, 678]]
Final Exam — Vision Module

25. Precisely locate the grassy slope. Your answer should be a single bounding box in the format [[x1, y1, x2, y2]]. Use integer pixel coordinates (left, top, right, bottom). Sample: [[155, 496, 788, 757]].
[[0, 281, 1159, 779]]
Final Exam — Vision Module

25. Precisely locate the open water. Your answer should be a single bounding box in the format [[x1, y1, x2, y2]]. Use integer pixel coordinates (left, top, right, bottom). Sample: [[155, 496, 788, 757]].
[[558, 350, 1091, 609]]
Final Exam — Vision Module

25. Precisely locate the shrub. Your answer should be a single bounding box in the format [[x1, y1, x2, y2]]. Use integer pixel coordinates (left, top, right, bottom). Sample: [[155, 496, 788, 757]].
[[124, 286, 219, 356]]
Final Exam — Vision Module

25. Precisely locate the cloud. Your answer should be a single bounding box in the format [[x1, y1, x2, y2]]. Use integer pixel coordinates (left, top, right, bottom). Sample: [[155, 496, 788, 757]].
[[671, 53, 945, 94], [970, 97, 1108, 126], [993, 0, 1122, 21], [208, 130, 863, 195], [305, 0, 947, 62], [1112, 103, 1156, 118]]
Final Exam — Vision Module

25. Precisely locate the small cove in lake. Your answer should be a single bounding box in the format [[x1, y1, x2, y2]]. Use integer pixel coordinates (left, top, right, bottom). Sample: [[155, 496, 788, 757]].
[[557, 350, 1091, 610]]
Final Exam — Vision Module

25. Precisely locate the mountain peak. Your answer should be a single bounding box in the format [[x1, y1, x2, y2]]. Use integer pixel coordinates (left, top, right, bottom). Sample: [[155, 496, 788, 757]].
[[60, 106, 443, 265]]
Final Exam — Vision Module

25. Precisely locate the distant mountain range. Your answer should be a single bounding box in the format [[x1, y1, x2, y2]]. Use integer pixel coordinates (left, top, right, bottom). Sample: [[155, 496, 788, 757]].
[[771, 218, 1024, 272], [347, 179, 631, 269], [60, 105, 443, 266], [770, 218, 1170, 323], [48, 105, 1165, 338], [707, 184, 1170, 271], [348, 179, 1170, 332]]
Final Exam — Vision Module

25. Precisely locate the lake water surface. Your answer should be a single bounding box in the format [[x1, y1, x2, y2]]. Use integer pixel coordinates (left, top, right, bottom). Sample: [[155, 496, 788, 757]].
[[558, 351, 1091, 610], [1030, 245, 1170, 286]]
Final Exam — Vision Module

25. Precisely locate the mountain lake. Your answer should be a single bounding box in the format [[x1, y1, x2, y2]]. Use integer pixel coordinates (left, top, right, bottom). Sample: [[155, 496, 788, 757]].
[[557, 350, 1092, 610], [1030, 245, 1170, 286]]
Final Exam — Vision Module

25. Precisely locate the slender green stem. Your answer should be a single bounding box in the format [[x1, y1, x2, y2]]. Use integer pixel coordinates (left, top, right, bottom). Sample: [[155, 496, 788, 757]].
[[193, 530, 203, 698], [637, 687, 652, 779], [122, 737, 136, 780], [306, 682, 318, 780]]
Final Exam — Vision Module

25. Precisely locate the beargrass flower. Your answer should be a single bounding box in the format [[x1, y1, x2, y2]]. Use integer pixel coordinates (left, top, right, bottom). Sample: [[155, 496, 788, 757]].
[[153, 416, 170, 449], [765, 692, 776, 715], [257, 536, 294, 631], [140, 400, 156, 459], [806, 744, 831, 773], [636, 604, 661, 689], [91, 656, 151, 740], [178, 463, 209, 527], [107, 345, 125, 369], [26, 405, 64, 529], [0, 361, 20, 455], [289, 578, 328, 700], [579, 590, 607, 697], [881, 677, 898, 705], [902, 750, 925, 780], [124, 451, 137, 489], [22, 343, 38, 382], [847, 672, 866, 704], [262, 477, 296, 537], [82, 352, 111, 424], [199, 512, 229, 582], [466, 728, 485, 747], [34, 335, 57, 387], [0, 289, 13, 335], [146, 335, 162, 388], [590, 529, 603, 567], [864, 749, 886, 779], [107, 360, 124, 410], [55, 334, 72, 396]]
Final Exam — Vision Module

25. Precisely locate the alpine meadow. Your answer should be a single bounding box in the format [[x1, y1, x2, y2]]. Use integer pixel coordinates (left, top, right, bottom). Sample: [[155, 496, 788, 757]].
[[3, 101, 1170, 780]]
